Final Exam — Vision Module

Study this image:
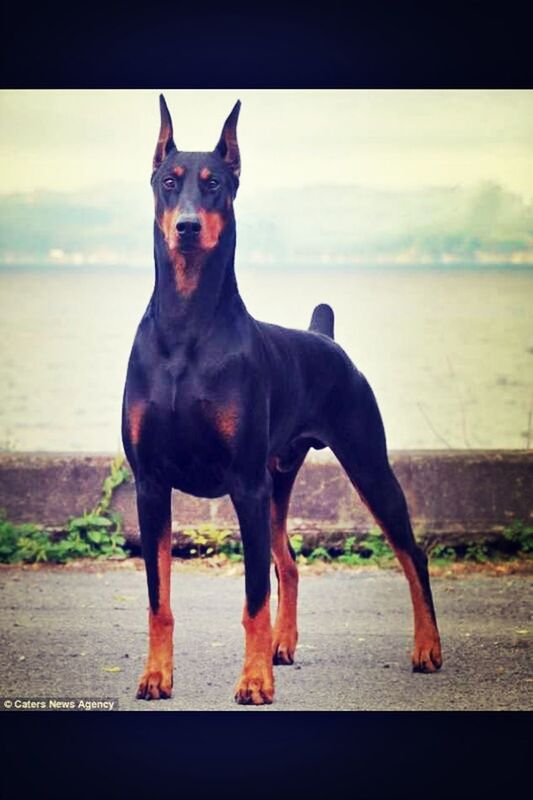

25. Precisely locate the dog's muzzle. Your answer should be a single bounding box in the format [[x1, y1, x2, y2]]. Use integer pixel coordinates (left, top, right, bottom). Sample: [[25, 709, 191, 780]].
[[176, 215, 202, 249]]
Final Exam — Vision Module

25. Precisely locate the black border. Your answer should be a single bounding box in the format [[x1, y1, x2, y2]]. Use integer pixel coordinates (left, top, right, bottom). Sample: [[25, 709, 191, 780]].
[[2, 710, 531, 798], [2, 3, 532, 88]]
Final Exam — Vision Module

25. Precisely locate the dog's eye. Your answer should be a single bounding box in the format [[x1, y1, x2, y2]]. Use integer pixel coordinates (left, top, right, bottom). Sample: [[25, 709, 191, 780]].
[[162, 177, 176, 190], [206, 178, 220, 192]]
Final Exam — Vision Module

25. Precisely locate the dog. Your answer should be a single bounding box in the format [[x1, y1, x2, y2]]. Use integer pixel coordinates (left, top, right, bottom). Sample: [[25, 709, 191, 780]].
[[121, 95, 442, 705]]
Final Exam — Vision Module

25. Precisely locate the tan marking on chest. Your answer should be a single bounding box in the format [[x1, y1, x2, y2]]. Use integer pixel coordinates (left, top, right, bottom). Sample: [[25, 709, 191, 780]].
[[174, 251, 204, 297], [213, 402, 239, 440], [128, 401, 146, 446]]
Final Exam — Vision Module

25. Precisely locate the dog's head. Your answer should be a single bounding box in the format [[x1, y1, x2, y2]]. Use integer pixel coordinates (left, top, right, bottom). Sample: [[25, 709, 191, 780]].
[[151, 95, 241, 257]]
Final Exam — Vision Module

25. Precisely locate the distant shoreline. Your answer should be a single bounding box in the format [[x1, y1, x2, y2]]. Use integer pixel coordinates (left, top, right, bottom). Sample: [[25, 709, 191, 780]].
[[1, 261, 533, 273]]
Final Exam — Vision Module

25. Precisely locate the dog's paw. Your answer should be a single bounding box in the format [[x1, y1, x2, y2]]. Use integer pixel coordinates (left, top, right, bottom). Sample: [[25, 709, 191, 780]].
[[272, 627, 298, 665], [234, 664, 274, 705], [412, 634, 442, 673], [136, 667, 173, 700]]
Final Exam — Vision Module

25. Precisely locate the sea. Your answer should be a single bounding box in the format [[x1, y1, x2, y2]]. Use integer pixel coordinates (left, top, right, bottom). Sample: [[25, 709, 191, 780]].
[[0, 264, 532, 453]]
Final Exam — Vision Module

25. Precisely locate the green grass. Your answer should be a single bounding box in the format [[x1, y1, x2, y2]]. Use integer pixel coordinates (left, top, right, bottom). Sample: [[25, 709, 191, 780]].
[[427, 519, 533, 565], [181, 520, 533, 567], [0, 455, 130, 564], [182, 523, 243, 561], [288, 520, 533, 567], [290, 527, 395, 566]]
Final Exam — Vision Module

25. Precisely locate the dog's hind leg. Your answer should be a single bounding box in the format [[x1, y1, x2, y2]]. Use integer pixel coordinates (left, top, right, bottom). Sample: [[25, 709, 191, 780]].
[[270, 448, 309, 665], [135, 477, 174, 699], [327, 374, 442, 673]]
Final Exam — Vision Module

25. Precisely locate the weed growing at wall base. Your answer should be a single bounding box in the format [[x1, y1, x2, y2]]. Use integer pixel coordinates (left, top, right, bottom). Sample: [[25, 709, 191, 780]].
[[427, 519, 533, 565], [287, 522, 533, 567], [181, 523, 243, 561], [290, 527, 395, 566], [0, 455, 130, 564]]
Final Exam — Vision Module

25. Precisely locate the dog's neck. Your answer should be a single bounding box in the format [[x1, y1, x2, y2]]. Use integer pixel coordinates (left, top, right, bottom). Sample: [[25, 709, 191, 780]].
[[150, 217, 247, 347]]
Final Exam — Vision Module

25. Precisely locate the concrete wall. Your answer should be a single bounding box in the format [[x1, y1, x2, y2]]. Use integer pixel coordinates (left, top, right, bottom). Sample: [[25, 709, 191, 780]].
[[1, 451, 531, 550]]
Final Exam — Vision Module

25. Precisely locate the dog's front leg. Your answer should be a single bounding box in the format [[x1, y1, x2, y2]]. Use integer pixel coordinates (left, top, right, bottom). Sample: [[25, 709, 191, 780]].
[[135, 477, 174, 700], [231, 476, 274, 705]]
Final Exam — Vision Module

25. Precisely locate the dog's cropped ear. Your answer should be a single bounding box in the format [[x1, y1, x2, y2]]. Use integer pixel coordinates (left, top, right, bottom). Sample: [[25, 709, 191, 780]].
[[153, 94, 177, 174], [215, 100, 241, 179]]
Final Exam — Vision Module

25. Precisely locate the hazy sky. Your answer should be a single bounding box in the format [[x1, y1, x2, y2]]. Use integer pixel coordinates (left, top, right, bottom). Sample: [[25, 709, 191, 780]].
[[1, 89, 532, 200]]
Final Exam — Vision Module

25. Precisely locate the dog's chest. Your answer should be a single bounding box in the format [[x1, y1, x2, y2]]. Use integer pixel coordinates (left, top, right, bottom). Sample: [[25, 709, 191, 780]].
[[136, 345, 241, 457], [149, 351, 232, 417], [126, 327, 259, 495], [131, 371, 237, 497]]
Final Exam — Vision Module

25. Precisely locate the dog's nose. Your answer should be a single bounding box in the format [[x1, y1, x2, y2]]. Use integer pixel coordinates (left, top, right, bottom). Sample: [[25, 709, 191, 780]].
[[176, 216, 202, 237]]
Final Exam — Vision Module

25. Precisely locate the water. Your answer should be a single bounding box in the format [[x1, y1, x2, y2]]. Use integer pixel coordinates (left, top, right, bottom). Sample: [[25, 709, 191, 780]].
[[0, 265, 532, 452]]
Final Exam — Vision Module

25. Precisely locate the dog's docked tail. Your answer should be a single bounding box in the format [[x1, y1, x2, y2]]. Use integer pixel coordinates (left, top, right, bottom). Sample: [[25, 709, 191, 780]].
[[309, 303, 335, 339]]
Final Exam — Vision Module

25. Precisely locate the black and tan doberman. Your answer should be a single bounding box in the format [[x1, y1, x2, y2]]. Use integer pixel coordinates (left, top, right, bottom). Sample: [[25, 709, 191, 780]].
[[122, 95, 442, 705]]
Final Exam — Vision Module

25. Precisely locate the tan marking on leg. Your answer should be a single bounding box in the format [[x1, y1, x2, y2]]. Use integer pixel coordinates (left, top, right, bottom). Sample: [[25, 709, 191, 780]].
[[395, 549, 442, 672], [137, 524, 174, 700], [235, 595, 274, 705], [351, 488, 442, 673], [267, 455, 279, 471], [271, 501, 299, 664]]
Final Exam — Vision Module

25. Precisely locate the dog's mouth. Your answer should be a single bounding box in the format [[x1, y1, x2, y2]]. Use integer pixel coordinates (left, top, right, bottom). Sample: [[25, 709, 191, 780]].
[[177, 239, 202, 254]]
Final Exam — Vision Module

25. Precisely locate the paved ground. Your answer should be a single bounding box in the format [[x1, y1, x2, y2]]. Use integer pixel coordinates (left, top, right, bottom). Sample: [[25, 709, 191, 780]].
[[0, 563, 531, 711]]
